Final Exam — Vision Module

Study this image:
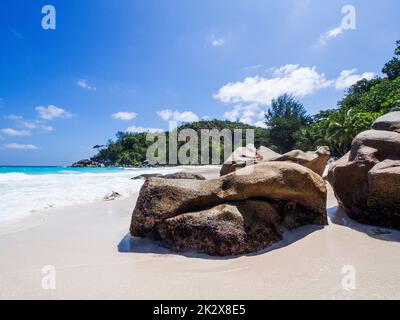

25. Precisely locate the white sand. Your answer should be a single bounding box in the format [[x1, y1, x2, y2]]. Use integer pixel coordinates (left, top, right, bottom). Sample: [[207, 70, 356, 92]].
[[0, 166, 399, 300]]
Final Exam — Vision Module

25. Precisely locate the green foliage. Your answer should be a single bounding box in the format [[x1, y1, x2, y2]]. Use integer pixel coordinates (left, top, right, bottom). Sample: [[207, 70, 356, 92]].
[[265, 94, 311, 153], [91, 120, 271, 166], [382, 40, 400, 80], [92, 132, 151, 165], [294, 40, 400, 156], [93, 40, 400, 164]]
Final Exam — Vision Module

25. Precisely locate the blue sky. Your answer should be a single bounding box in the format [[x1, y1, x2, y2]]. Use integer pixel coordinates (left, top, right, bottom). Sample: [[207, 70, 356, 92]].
[[0, 0, 399, 165]]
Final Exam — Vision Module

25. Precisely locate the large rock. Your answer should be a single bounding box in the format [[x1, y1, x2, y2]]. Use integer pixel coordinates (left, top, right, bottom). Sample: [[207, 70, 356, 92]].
[[131, 162, 327, 255], [257, 146, 281, 161], [271, 146, 331, 176], [158, 201, 283, 256], [220, 145, 330, 177], [367, 160, 400, 227], [219, 144, 258, 176], [349, 130, 400, 160], [328, 129, 400, 229], [372, 111, 400, 133]]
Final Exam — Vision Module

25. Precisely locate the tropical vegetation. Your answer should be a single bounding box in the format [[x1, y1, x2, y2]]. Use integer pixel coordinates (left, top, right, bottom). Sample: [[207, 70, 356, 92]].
[[91, 120, 271, 166], [90, 40, 400, 165]]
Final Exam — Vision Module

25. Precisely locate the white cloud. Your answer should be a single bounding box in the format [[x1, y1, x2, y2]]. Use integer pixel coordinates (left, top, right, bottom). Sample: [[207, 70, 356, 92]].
[[4, 114, 22, 121], [3, 143, 37, 150], [318, 26, 344, 46], [77, 79, 96, 91], [1, 128, 31, 137], [223, 104, 265, 126], [328, 27, 343, 38], [217, 64, 374, 125], [157, 109, 174, 120], [335, 69, 375, 89], [126, 126, 164, 134], [157, 109, 200, 122], [36, 105, 72, 120], [5, 115, 54, 132], [241, 64, 262, 73], [41, 125, 54, 132], [212, 38, 224, 47], [112, 112, 137, 121], [253, 120, 267, 128], [224, 108, 240, 122], [215, 64, 332, 106]]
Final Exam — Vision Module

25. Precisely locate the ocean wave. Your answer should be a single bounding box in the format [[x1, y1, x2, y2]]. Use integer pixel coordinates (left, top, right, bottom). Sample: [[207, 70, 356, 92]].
[[0, 173, 31, 181], [0, 167, 182, 223]]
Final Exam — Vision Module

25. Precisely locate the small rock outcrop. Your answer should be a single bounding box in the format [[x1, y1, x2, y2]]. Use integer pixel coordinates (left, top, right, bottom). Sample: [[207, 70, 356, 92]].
[[328, 127, 400, 229], [131, 162, 327, 256], [132, 172, 206, 180], [162, 172, 206, 180], [104, 191, 122, 201], [132, 173, 164, 180], [71, 159, 104, 168]]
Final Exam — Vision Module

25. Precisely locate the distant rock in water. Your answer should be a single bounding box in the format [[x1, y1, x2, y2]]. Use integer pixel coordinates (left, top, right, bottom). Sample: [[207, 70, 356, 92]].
[[328, 127, 400, 229], [104, 191, 122, 201], [130, 162, 327, 256], [72, 159, 104, 168], [132, 172, 206, 180], [220, 145, 330, 177]]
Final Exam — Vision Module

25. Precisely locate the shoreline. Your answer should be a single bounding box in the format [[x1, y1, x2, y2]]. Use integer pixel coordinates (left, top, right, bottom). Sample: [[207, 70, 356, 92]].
[[0, 166, 399, 299], [0, 165, 220, 225]]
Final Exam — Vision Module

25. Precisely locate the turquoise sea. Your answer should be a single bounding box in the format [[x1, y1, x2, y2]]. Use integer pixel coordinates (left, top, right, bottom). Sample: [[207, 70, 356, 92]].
[[0, 166, 130, 175], [0, 166, 181, 222]]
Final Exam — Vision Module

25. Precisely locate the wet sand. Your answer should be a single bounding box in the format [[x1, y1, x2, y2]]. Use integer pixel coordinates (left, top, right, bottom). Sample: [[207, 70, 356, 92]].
[[0, 166, 399, 300]]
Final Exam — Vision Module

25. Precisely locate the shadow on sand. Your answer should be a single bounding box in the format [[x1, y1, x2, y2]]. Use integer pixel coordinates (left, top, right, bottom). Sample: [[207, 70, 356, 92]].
[[117, 224, 325, 260], [328, 205, 400, 242]]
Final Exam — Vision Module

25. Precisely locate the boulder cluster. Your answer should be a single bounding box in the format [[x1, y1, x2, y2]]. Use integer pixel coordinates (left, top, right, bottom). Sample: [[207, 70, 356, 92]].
[[130, 161, 328, 256], [328, 111, 400, 229], [130, 111, 400, 256]]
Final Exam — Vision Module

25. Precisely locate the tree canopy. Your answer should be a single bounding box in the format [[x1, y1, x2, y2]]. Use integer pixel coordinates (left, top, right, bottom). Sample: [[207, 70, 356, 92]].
[[292, 40, 400, 156], [91, 120, 271, 166], [265, 94, 311, 153], [88, 40, 400, 165]]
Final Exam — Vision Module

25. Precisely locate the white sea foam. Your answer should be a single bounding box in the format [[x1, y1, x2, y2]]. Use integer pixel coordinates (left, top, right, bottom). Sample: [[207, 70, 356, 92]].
[[0, 167, 182, 223]]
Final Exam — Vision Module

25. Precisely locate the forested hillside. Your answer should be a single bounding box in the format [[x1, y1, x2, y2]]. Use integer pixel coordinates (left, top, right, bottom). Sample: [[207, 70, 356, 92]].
[[91, 120, 270, 166], [88, 40, 400, 165]]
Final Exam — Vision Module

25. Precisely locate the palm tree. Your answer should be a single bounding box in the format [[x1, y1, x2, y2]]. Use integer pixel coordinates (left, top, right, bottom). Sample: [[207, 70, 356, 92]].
[[326, 109, 354, 155]]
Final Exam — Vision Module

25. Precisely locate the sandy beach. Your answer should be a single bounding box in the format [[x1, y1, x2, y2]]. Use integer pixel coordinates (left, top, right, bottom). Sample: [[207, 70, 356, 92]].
[[0, 166, 399, 300]]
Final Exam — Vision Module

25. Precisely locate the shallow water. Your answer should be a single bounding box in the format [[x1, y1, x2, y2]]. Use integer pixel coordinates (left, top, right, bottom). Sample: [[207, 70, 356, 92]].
[[0, 166, 181, 222]]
